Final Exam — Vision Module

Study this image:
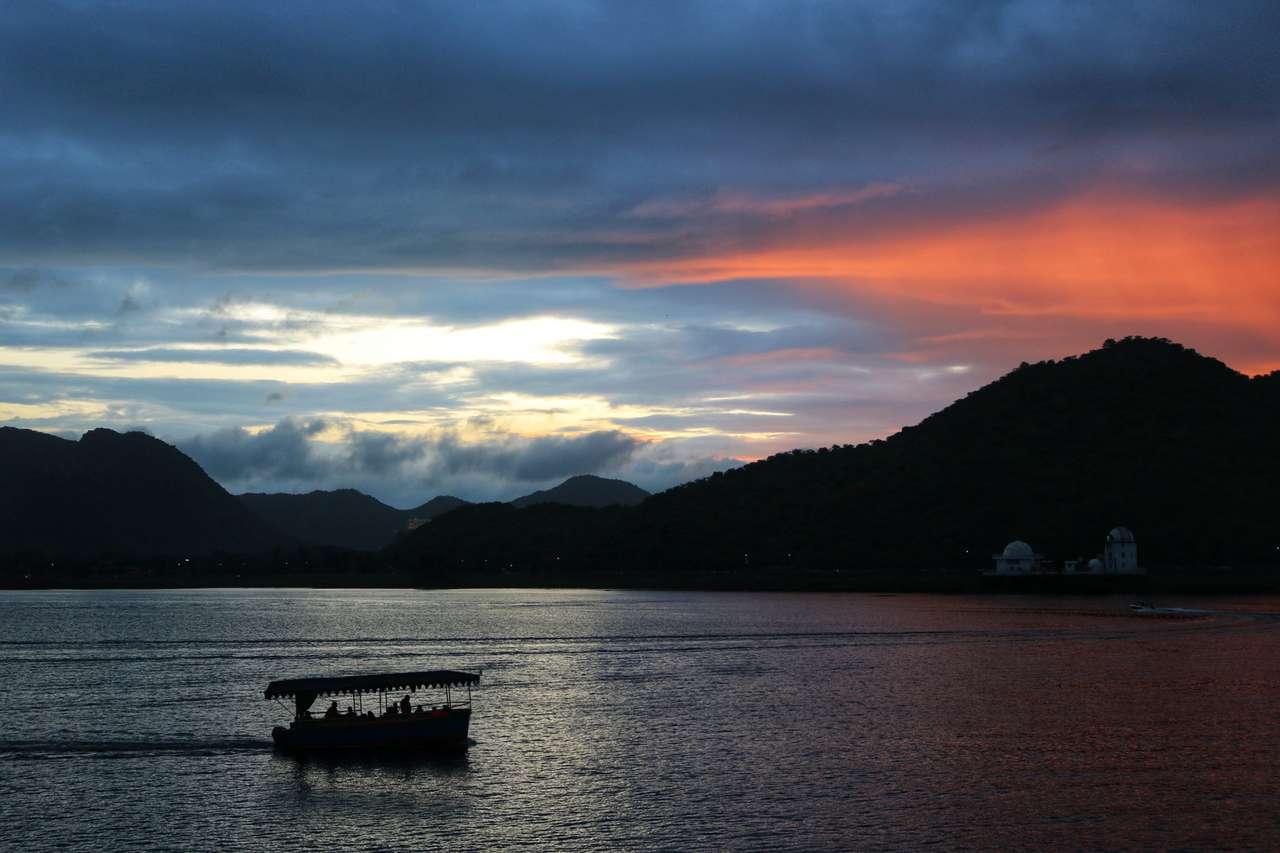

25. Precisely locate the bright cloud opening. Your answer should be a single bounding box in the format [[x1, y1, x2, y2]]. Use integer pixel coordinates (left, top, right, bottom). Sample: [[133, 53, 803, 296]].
[[308, 315, 617, 367]]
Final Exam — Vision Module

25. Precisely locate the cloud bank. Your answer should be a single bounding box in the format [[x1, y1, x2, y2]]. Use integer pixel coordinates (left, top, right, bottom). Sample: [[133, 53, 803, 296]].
[[177, 417, 724, 505]]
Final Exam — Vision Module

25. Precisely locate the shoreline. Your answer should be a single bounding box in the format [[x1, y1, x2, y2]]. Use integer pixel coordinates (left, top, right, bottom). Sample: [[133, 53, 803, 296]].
[[2, 573, 1276, 595]]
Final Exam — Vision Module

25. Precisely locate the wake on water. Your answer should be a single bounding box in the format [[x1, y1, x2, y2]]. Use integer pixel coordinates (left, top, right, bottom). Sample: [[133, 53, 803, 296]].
[[0, 738, 271, 759]]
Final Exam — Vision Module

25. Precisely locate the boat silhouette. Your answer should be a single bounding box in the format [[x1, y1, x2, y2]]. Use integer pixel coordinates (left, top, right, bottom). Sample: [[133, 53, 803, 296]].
[[263, 670, 480, 753]]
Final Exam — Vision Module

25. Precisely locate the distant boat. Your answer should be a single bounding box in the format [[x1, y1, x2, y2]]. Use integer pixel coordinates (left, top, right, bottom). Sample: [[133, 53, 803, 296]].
[[264, 670, 480, 753], [1127, 603, 1208, 618]]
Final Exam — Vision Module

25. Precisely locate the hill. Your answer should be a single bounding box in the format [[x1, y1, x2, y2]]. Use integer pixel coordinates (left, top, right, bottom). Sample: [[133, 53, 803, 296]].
[[392, 338, 1280, 578], [0, 427, 288, 558], [388, 501, 624, 582], [235, 475, 643, 551], [238, 490, 467, 551], [408, 495, 470, 523], [512, 475, 650, 508]]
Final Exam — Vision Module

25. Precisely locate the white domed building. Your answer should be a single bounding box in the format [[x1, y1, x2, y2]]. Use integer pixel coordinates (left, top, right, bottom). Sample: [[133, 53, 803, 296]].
[[993, 540, 1038, 575], [1104, 526, 1140, 574]]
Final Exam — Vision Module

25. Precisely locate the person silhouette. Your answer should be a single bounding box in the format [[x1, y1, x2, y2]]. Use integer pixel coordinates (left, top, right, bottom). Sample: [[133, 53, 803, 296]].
[[399, 694, 411, 715], [324, 701, 338, 719]]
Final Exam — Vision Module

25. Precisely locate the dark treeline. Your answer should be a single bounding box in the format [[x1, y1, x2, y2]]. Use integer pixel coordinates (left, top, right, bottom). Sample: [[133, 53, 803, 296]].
[[3, 338, 1279, 590]]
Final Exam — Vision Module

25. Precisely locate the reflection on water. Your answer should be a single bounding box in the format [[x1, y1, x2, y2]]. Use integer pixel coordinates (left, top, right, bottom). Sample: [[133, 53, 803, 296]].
[[1, 589, 1279, 850], [273, 750, 477, 834], [276, 748, 473, 789]]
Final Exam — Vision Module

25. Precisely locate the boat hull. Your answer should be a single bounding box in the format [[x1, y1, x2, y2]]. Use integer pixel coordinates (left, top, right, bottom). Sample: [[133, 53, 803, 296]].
[[272, 708, 471, 753]]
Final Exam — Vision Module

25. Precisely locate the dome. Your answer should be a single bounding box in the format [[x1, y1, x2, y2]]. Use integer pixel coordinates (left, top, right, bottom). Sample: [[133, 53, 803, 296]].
[[1002, 540, 1033, 559], [1088, 558, 1103, 571], [1108, 526, 1135, 543]]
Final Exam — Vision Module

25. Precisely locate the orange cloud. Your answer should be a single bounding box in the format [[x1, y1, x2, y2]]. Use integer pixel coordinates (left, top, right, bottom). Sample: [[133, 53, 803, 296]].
[[617, 190, 1280, 338]]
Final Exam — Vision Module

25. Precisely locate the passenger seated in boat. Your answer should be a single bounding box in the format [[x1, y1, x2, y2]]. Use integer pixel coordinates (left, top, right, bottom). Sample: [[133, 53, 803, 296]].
[[365, 710, 375, 719], [414, 704, 424, 715], [400, 695, 411, 715], [324, 701, 339, 719]]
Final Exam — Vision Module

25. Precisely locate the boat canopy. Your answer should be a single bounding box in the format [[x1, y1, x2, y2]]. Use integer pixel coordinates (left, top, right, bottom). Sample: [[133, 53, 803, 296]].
[[265, 670, 480, 717], [265, 670, 480, 700]]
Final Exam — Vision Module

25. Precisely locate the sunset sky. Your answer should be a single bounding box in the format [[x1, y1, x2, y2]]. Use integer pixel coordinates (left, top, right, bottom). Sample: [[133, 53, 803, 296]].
[[2, 1, 1277, 504]]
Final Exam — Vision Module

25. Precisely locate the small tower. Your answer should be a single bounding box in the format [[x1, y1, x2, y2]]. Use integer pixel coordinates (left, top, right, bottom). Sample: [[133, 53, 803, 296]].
[[1104, 526, 1140, 574]]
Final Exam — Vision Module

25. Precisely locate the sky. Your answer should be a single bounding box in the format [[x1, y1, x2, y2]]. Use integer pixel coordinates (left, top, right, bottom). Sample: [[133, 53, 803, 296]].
[[1, 0, 1277, 505]]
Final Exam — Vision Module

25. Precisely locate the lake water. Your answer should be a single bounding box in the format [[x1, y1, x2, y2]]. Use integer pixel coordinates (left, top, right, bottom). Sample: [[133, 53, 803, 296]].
[[2, 588, 1278, 851]]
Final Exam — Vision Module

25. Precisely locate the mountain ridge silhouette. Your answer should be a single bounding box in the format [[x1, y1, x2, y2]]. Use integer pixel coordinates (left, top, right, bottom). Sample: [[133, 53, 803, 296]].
[[0, 427, 287, 557], [512, 474, 650, 508]]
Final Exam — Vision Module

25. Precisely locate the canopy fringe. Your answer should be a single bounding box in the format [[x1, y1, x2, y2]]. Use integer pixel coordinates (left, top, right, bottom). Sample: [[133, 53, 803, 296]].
[[264, 669, 481, 700]]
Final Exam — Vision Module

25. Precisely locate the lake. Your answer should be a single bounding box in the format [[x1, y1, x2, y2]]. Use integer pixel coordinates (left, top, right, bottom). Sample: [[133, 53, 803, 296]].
[[2, 588, 1278, 850]]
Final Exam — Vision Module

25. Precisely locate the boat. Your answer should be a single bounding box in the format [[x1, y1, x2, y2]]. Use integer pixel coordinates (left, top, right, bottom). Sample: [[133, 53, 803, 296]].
[[264, 669, 480, 753], [1127, 603, 1208, 618]]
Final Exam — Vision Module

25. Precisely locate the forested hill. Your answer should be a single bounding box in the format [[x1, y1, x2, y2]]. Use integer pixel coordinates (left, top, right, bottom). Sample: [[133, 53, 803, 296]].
[[236, 474, 648, 551], [0, 427, 288, 558], [512, 475, 650, 508], [238, 490, 467, 551], [395, 338, 1280, 577]]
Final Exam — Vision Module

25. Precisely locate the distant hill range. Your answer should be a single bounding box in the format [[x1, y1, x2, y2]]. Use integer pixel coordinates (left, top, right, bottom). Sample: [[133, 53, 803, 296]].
[[237, 490, 467, 551], [0, 427, 287, 557], [236, 475, 648, 551], [512, 474, 650, 508], [0, 423, 651, 557], [392, 338, 1280, 577]]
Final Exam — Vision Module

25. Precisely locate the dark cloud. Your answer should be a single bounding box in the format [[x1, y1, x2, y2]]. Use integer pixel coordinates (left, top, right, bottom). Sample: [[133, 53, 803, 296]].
[[621, 448, 741, 495], [348, 431, 426, 476], [7, 2, 1275, 142], [419, 430, 640, 483], [513, 431, 639, 481], [2, 268, 72, 291], [116, 291, 143, 315], [180, 417, 329, 483], [0, 1, 1274, 270], [0, 367, 307, 419], [173, 417, 646, 502], [86, 347, 338, 366], [0, 360, 467, 423]]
